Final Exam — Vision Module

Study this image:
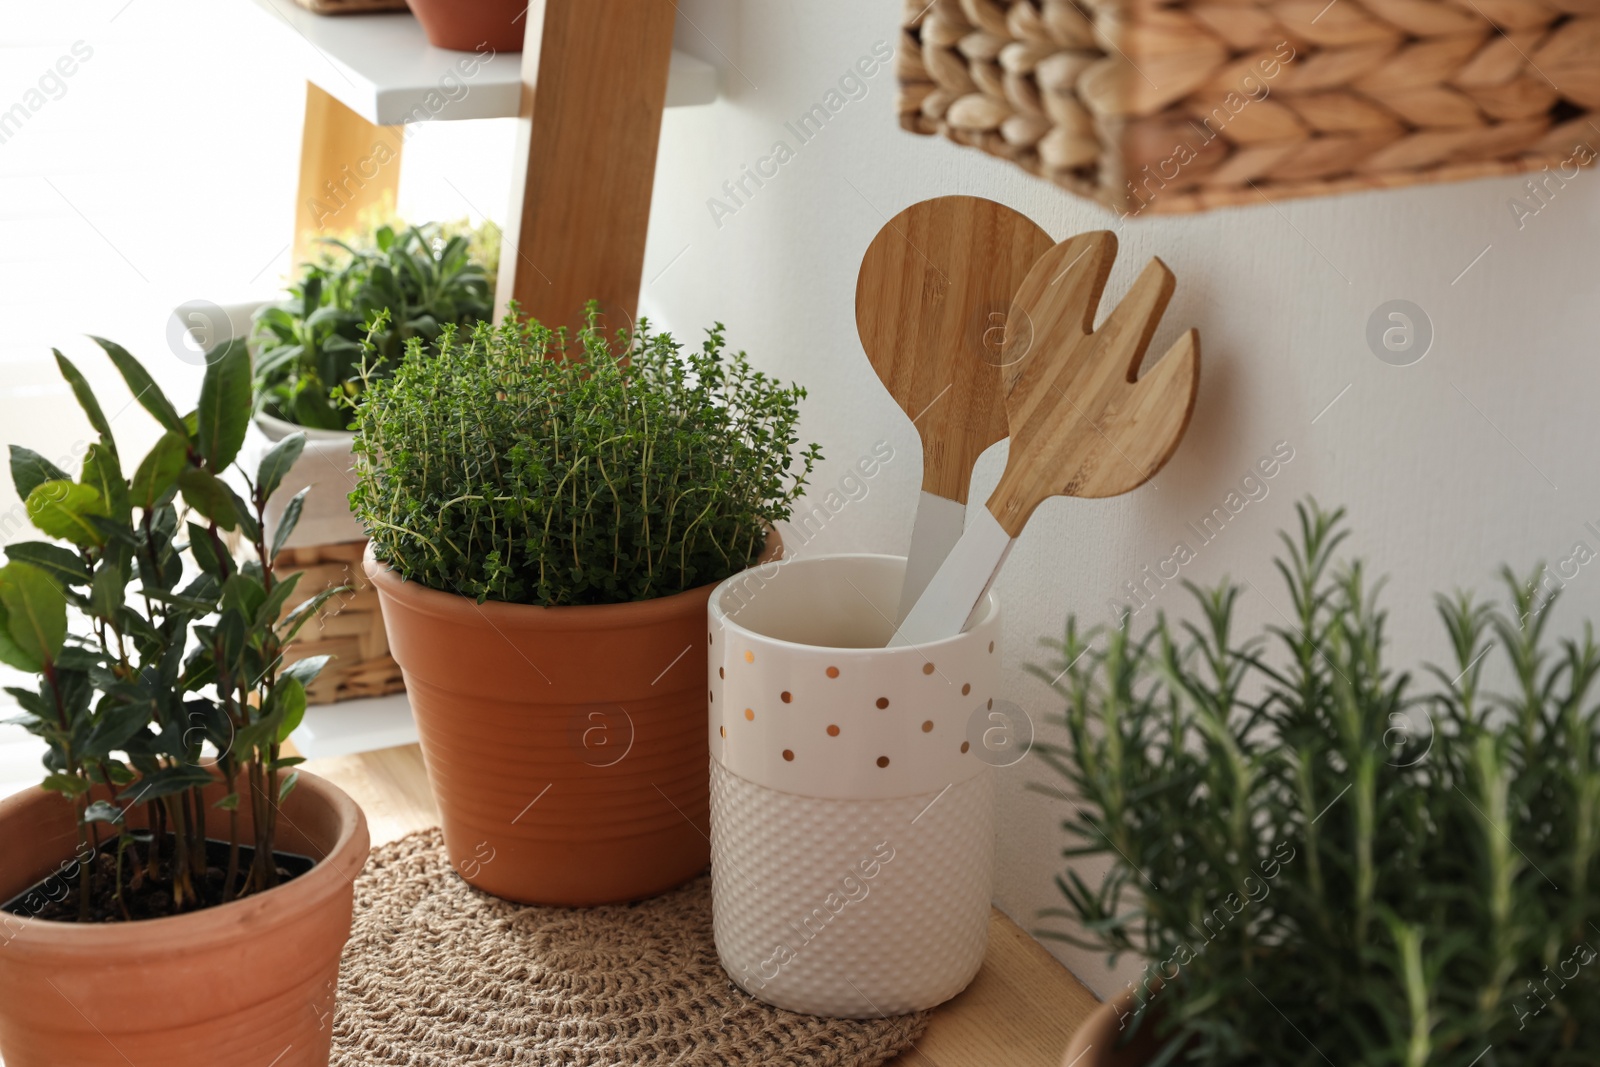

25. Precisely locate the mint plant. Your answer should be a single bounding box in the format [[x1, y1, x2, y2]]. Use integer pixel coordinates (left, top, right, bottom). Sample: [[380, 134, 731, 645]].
[[349, 307, 821, 606], [2, 339, 339, 920], [251, 223, 493, 430], [1033, 501, 1600, 1066]]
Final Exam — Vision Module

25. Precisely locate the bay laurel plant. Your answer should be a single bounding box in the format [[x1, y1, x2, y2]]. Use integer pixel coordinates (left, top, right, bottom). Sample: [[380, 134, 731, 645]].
[[349, 306, 821, 606], [1, 339, 338, 920], [252, 222, 494, 430], [1032, 501, 1600, 1067]]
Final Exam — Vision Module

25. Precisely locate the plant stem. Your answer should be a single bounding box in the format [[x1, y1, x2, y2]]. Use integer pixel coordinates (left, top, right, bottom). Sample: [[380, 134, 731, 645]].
[[265, 741, 281, 890], [224, 767, 241, 903], [148, 799, 164, 884], [113, 835, 131, 921]]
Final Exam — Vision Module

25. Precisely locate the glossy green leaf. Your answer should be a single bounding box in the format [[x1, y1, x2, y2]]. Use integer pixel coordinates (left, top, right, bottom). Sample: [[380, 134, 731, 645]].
[[116, 764, 212, 803], [196, 336, 251, 471], [270, 487, 310, 562], [275, 676, 307, 743], [81, 441, 129, 523], [186, 520, 225, 578], [221, 480, 260, 543], [282, 654, 331, 690], [177, 469, 238, 531], [0, 599, 41, 672], [4, 541, 88, 587], [82, 696, 149, 761], [4, 685, 52, 721], [257, 571, 302, 629], [90, 558, 125, 619], [0, 562, 65, 666], [92, 336, 187, 435], [53, 350, 114, 447], [131, 431, 190, 511], [278, 587, 346, 643], [42, 773, 91, 799], [214, 609, 245, 670], [290, 387, 342, 431], [220, 573, 266, 624], [25, 480, 107, 547], [256, 432, 306, 503], [9, 446, 71, 501]]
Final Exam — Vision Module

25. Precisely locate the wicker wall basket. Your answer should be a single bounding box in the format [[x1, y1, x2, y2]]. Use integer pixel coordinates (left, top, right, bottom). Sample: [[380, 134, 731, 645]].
[[274, 541, 406, 706], [291, 0, 409, 13], [898, 0, 1599, 215]]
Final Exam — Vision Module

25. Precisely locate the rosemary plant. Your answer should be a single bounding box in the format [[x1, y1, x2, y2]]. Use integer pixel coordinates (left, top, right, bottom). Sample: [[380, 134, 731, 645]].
[[1033, 500, 1600, 1067], [2, 339, 338, 920], [251, 222, 494, 430], [349, 307, 820, 606]]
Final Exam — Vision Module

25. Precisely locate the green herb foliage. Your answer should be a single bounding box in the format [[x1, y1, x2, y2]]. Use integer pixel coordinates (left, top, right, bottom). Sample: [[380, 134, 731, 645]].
[[251, 223, 493, 430], [3, 339, 334, 919], [350, 307, 821, 606], [1032, 500, 1600, 1067]]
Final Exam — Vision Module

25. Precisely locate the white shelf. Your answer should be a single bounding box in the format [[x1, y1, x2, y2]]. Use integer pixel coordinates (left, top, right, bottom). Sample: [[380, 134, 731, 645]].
[[250, 0, 718, 125], [289, 692, 418, 760]]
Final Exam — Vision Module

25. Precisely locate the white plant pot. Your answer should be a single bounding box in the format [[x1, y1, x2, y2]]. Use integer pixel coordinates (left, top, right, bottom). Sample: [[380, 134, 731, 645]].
[[706, 554, 1000, 1018], [248, 413, 365, 549]]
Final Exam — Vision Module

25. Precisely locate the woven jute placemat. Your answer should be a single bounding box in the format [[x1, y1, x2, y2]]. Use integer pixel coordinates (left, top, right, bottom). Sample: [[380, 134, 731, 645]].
[[331, 829, 930, 1066]]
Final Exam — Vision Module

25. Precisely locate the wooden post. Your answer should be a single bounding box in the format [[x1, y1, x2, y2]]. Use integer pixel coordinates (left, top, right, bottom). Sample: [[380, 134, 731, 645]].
[[292, 83, 406, 267], [496, 1, 677, 338]]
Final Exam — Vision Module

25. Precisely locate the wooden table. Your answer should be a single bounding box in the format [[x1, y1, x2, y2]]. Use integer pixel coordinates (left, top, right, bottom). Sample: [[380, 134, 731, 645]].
[[301, 744, 1099, 1067]]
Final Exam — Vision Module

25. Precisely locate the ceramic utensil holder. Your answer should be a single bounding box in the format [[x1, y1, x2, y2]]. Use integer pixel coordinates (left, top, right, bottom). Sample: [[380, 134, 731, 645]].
[[707, 554, 1000, 1018]]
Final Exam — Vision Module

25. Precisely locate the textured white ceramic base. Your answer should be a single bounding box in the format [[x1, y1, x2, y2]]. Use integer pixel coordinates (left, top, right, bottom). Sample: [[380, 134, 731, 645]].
[[709, 759, 994, 1018]]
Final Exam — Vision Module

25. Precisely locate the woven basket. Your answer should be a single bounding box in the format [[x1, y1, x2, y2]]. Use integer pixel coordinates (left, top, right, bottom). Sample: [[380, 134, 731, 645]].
[[291, 0, 409, 13], [275, 541, 406, 706], [898, 0, 1599, 215]]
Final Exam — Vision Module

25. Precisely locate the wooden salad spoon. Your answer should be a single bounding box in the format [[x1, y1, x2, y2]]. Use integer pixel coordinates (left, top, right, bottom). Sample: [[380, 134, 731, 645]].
[[855, 195, 1055, 621]]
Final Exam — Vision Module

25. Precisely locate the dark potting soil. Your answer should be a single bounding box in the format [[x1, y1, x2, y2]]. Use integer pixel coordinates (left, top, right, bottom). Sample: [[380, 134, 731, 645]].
[[1, 835, 316, 923]]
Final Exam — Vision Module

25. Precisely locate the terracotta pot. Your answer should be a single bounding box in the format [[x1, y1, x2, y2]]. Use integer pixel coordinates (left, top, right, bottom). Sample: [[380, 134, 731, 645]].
[[367, 546, 721, 905], [1062, 984, 1166, 1067], [407, 0, 526, 53], [0, 771, 370, 1067]]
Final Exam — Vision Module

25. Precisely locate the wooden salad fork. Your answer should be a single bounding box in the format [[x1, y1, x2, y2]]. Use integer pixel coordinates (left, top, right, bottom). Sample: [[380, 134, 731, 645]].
[[889, 230, 1201, 647]]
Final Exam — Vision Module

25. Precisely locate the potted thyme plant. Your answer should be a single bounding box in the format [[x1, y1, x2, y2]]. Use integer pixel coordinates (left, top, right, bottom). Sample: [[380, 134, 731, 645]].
[[1036, 501, 1600, 1067], [352, 307, 819, 906], [0, 338, 369, 1067]]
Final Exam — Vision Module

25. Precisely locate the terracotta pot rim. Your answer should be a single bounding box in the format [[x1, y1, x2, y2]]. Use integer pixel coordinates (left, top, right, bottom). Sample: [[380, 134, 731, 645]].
[[0, 769, 365, 951], [363, 542, 726, 629], [1062, 980, 1163, 1066]]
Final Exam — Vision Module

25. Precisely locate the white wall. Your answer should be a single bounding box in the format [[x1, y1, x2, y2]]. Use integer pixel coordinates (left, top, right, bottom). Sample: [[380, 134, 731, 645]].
[[653, 0, 1600, 998]]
